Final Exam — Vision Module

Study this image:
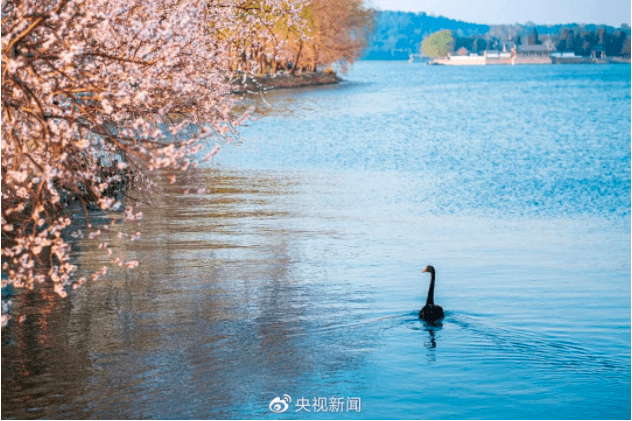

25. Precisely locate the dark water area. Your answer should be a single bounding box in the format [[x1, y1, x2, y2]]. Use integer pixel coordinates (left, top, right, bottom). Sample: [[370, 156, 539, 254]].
[[2, 62, 630, 419]]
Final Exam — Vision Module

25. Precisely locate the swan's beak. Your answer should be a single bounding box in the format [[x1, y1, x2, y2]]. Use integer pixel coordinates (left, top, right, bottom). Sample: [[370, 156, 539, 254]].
[[422, 267, 428, 273]]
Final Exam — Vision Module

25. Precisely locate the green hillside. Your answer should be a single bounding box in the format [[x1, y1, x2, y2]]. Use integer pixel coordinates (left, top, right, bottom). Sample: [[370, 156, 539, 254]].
[[363, 11, 489, 60]]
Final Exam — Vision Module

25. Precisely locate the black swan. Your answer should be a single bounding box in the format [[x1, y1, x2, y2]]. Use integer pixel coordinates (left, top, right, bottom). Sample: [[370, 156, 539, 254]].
[[419, 265, 444, 322]]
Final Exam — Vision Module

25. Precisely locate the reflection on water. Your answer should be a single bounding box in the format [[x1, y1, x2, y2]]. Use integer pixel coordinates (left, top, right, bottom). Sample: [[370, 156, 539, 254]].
[[2, 62, 631, 419], [423, 324, 439, 363], [3, 169, 378, 419]]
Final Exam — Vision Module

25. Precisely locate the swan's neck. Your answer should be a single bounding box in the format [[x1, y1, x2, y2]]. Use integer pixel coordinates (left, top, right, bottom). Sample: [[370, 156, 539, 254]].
[[426, 272, 435, 306]]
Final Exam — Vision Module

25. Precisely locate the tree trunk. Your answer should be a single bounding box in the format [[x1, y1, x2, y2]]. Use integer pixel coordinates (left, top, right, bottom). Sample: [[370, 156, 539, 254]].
[[290, 41, 303, 74], [311, 45, 318, 72]]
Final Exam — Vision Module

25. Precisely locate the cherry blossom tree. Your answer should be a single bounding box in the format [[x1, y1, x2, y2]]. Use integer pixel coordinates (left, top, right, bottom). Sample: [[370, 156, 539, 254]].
[[1, 0, 306, 326]]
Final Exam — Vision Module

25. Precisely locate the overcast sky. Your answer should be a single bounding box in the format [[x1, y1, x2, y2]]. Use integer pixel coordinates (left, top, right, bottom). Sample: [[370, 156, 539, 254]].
[[368, 0, 631, 27]]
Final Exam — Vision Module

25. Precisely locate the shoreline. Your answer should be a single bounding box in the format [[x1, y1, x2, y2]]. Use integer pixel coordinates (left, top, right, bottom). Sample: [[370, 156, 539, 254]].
[[232, 71, 342, 94], [422, 56, 631, 65]]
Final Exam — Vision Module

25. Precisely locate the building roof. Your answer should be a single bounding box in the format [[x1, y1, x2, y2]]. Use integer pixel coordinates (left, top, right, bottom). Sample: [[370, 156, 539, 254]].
[[517, 43, 556, 52]]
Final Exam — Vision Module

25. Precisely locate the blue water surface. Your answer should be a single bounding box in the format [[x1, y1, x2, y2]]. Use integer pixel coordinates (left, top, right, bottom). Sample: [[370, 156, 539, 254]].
[[2, 62, 630, 420]]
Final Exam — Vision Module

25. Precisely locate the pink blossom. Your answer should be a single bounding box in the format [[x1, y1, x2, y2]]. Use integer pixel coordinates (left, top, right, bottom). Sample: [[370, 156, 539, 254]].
[[1, 0, 310, 322]]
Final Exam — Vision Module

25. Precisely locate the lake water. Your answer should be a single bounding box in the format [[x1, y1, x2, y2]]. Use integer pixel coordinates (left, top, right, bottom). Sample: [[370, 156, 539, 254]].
[[2, 61, 630, 419]]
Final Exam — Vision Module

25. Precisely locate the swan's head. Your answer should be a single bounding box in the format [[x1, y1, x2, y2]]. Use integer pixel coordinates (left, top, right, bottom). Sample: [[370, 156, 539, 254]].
[[423, 265, 435, 274]]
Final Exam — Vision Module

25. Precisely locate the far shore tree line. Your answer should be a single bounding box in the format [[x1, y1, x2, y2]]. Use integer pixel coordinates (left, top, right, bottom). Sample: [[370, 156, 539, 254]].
[[363, 10, 631, 60], [421, 27, 630, 58], [423, 25, 631, 58], [458, 25, 629, 57]]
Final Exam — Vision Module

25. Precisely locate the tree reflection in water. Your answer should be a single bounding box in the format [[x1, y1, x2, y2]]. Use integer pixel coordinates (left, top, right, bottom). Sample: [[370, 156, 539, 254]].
[[2, 168, 375, 419]]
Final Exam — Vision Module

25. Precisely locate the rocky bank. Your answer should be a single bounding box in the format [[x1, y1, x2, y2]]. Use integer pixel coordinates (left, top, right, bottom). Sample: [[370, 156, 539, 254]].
[[233, 71, 342, 93]]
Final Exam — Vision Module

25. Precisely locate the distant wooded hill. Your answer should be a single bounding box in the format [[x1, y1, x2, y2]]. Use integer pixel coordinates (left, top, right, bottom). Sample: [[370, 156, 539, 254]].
[[363, 10, 631, 60]]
